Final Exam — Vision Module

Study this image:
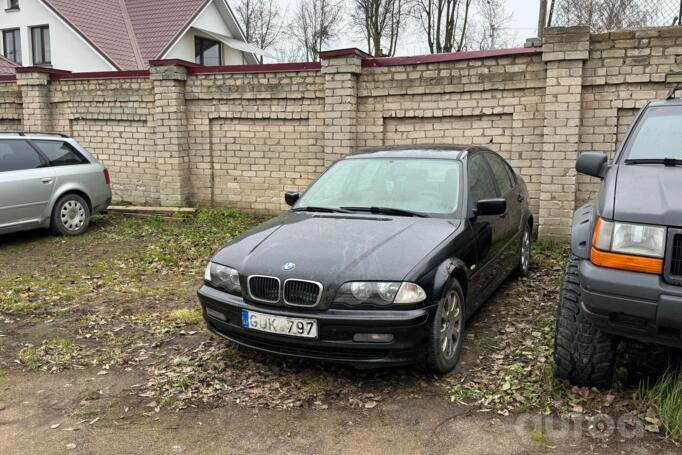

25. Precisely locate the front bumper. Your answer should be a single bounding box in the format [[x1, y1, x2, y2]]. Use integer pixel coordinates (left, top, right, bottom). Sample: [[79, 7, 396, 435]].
[[197, 285, 438, 367], [579, 260, 682, 348]]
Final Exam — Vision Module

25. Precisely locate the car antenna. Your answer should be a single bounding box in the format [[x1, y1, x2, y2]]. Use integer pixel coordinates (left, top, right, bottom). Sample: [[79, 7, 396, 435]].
[[666, 85, 682, 100]]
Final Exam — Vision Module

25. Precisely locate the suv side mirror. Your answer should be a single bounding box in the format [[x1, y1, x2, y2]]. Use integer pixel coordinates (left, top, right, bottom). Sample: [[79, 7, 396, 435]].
[[576, 152, 608, 179], [284, 192, 300, 206], [475, 198, 507, 217]]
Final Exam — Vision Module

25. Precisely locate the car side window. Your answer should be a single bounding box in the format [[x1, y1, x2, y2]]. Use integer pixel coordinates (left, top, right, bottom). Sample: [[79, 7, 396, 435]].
[[484, 153, 514, 195], [468, 154, 498, 203], [0, 140, 44, 172], [33, 140, 88, 166]]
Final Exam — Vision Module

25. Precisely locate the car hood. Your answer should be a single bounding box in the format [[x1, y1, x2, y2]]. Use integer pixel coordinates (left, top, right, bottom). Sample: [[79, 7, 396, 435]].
[[613, 165, 682, 227], [212, 212, 461, 285]]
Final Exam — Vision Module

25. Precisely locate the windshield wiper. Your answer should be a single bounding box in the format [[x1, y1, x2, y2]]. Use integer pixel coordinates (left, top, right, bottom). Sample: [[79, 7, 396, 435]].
[[624, 158, 682, 166], [292, 206, 353, 214], [341, 206, 430, 218]]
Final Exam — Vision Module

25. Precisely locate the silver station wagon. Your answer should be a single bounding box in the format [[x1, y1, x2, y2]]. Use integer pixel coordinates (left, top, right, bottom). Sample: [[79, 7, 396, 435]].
[[0, 132, 112, 236]]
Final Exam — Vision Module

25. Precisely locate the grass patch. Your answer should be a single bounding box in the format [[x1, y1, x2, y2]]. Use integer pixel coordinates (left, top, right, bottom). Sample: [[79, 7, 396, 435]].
[[641, 370, 682, 439], [18, 338, 80, 370], [532, 240, 569, 269], [167, 308, 202, 325], [70, 409, 99, 419], [0, 209, 261, 318]]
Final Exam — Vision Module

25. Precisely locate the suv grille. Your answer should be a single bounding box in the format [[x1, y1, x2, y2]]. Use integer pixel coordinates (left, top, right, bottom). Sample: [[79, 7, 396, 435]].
[[284, 280, 322, 307], [671, 234, 682, 277], [248, 276, 280, 303]]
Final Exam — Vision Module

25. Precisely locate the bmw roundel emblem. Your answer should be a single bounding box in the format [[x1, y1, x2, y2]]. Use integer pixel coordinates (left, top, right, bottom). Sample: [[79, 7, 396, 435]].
[[282, 262, 296, 271]]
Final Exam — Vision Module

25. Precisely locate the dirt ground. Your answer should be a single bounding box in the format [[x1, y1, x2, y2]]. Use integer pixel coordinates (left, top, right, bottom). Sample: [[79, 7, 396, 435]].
[[0, 213, 679, 454]]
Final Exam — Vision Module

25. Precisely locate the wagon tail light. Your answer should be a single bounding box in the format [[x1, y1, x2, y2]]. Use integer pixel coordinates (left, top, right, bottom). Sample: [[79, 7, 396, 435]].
[[103, 168, 111, 185], [590, 218, 665, 275]]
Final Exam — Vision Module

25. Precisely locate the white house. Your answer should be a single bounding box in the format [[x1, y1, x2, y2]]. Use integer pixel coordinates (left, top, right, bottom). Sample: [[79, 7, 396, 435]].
[[0, 0, 269, 74]]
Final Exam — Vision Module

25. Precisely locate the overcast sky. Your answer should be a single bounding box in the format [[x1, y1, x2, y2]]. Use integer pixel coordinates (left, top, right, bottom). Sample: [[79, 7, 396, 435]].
[[277, 0, 541, 56]]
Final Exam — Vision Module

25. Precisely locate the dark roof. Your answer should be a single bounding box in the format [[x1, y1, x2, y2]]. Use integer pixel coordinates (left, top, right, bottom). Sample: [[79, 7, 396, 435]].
[[347, 145, 489, 160], [41, 0, 211, 70], [0, 55, 19, 75]]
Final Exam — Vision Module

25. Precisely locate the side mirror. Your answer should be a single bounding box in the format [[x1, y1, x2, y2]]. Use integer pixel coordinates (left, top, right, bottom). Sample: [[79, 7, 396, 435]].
[[576, 152, 608, 179], [284, 192, 300, 207], [475, 198, 507, 217]]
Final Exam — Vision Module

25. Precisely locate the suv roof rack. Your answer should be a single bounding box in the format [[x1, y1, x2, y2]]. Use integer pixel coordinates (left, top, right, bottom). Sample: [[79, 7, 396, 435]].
[[0, 131, 69, 138], [666, 85, 682, 100]]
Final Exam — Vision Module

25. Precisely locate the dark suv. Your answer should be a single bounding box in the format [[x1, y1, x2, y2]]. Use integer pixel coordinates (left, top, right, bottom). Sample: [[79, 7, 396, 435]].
[[554, 89, 682, 388]]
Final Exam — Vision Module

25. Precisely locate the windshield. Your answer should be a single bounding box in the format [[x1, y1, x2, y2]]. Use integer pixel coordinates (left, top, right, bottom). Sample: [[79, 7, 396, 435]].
[[295, 158, 462, 215], [624, 107, 682, 161]]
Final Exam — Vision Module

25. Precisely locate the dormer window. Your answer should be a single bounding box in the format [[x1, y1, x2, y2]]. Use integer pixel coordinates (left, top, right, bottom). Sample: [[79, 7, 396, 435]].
[[195, 36, 222, 66], [6, 0, 19, 10]]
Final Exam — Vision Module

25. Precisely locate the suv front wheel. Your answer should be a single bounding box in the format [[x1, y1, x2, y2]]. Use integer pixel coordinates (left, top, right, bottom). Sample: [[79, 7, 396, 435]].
[[554, 255, 617, 388]]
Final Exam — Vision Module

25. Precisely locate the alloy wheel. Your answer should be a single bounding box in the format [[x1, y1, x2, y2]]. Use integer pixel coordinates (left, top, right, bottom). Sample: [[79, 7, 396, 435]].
[[439, 289, 462, 359], [521, 228, 531, 274]]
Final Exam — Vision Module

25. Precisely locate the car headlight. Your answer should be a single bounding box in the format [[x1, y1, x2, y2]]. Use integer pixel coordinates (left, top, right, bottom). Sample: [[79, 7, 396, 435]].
[[336, 281, 426, 306], [591, 218, 665, 274], [204, 262, 242, 295]]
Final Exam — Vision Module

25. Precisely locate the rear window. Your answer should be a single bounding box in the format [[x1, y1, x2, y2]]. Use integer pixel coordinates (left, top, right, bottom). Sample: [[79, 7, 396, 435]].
[[0, 140, 44, 172], [33, 140, 89, 166], [624, 106, 682, 160]]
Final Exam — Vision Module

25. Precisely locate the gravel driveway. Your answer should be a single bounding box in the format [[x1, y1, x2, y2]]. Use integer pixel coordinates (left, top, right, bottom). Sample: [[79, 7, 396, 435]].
[[0, 212, 677, 453]]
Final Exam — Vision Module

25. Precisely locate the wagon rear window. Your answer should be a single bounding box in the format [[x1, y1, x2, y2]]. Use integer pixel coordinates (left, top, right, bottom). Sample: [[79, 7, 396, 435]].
[[296, 158, 461, 215], [33, 140, 88, 166]]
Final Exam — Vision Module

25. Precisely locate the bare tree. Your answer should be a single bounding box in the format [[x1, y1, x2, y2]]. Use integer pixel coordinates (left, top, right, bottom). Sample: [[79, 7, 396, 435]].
[[351, 0, 410, 56], [289, 0, 344, 61], [413, 0, 474, 53], [472, 0, 513, 50], [234, 0, 283, 52], [549, 0, 651, 32]]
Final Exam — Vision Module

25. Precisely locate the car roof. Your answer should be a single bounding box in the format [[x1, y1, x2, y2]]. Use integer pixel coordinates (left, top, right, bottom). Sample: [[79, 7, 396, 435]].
[[345, 144, 494, 160], [648, 98, 682, 108], [0, 132, 70, 140]]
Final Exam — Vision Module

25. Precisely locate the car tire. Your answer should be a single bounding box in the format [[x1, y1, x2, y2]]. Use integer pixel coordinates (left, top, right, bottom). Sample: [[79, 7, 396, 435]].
[[514, 222, 532, 277], [554, 254, 617, 388], [425, 279, 465, 374], [50, 194, 90, 236]]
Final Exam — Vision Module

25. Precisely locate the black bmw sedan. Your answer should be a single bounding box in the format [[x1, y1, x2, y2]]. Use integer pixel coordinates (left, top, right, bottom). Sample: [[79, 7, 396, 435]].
[[198, 145, 533, 373]]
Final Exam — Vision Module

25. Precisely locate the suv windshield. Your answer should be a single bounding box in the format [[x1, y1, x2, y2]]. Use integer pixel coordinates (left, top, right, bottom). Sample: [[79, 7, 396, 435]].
[[295, 158, 461, 216], [624, 106, 682, 161]]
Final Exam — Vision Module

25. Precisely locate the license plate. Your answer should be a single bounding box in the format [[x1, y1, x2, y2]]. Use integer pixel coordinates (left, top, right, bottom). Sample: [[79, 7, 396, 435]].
[[242, 310, 318, 339]]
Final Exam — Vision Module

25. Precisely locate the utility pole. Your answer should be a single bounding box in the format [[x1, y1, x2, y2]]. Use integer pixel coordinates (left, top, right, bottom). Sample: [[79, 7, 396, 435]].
[[538, 0, 548, 39]]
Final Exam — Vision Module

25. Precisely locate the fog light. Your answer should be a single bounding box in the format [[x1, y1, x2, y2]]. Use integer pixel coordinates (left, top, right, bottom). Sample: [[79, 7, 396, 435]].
[[353, 333, 394, 343], [206, 307, 226, 322]]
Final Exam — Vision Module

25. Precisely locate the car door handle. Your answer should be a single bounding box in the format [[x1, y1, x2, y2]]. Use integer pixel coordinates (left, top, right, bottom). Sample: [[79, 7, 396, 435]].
[[41, 178, 53, 184]]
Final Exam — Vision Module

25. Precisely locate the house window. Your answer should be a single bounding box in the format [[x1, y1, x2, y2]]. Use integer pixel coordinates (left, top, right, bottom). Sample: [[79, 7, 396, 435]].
[[31, 25, 51, 65], [6, 0, 19, 10], [2, 29, 21, 64], [195, 36, 221, 66]]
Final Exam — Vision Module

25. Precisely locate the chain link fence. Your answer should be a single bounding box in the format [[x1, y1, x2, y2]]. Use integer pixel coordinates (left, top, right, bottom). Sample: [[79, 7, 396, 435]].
[[547, 0, 682, 32]]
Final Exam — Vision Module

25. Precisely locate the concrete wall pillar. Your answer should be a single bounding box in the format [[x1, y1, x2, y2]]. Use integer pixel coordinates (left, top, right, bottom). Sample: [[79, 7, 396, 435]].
[[15, 70, 52, 132], [150, 62, 191, 207], [538, 26, 590, 240], [319, 49, 367, 165]]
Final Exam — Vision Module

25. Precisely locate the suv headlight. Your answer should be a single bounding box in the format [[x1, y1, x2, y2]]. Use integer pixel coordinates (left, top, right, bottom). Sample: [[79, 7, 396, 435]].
[[204, 262, 242, 295], [335, 281, 426, 306], [591, 218, 665, 274]]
